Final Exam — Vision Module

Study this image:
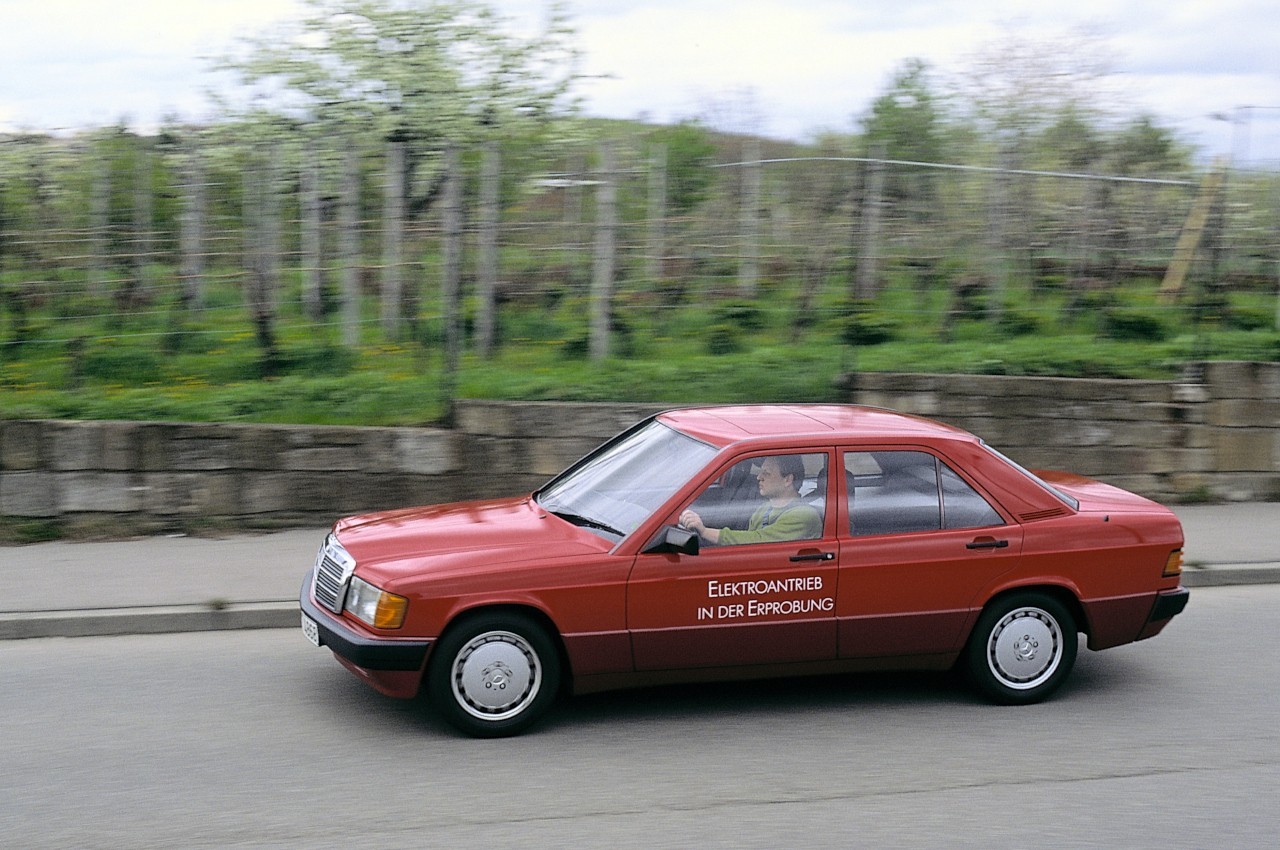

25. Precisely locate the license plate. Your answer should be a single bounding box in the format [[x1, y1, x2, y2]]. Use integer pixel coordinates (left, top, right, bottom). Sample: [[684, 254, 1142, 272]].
[[301, 614, 321, 647]]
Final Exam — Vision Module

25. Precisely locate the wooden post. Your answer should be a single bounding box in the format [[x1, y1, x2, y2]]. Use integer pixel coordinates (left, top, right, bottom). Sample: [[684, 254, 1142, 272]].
[[1160, 160, 1228, 302]]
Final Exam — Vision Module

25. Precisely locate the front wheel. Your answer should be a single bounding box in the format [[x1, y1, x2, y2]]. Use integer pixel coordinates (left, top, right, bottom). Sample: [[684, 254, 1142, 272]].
[[964, 592, 1078, 705], [426, 612, 561, 737]]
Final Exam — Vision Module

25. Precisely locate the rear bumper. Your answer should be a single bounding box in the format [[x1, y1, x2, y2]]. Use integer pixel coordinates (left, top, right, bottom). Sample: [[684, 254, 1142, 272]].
[[1150, 586, 1190, 622], [1135, 586, 1190, 641], [299, 573, 431, 672]]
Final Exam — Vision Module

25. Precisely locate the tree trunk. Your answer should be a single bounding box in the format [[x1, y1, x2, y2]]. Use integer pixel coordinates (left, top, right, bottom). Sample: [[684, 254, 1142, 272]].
[[475, 139, 500, 357], [178, 138, 206, 312], [382, 139, 407, 340], [89, 145, 110, 298], [739, 138, 761, 297], [854, 144, 886, 301], [116, 146, 149, 318], [301, 140, 324, 322], [987, 143, 1014, 322], [440, 145, 464, 421], [590, 141, 617, 362], [244, 148, 281, 375], [339, 145, 362, 348], [646, 143, 667, 287]]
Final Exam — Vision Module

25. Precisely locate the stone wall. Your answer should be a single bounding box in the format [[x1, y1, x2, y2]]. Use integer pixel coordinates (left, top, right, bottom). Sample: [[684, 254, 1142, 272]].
[[0, 421, 461, 534], [849, 361, 1280, 503], [1, 362, 1276, 534]]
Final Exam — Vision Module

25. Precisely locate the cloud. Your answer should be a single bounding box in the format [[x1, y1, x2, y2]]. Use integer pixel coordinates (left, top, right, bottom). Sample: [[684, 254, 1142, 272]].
[[2, 0, 1277, 159]]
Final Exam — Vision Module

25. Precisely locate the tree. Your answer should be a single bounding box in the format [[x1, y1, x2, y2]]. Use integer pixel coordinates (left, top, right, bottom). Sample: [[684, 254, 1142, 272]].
[[1110, 115, 1187, 176], [1040, 106, 1105, 171], [221, 0, 582, 342], [647, 121, 716, 215], [860, 59, 945, 166], [951, 26, 1118, 144], [859, 58, 947, 232]]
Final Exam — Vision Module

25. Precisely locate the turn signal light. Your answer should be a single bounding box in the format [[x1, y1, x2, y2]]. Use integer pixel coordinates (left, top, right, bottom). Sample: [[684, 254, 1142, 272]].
[[346, 576, 409, 630], [1163, 549, 1184, 578], [373, 593, 409, 630]]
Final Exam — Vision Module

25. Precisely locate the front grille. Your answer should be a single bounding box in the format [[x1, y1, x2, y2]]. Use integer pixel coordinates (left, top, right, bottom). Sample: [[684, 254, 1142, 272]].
[[312, 536, 356, 613]]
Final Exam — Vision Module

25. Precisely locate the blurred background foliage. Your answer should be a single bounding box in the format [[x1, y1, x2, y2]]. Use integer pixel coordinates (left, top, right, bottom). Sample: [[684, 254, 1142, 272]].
[[1, 0, 1277, 425]]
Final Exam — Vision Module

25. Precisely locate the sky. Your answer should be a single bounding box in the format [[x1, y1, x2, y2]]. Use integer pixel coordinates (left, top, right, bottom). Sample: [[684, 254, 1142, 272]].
[[2, 0, 1278, 164]]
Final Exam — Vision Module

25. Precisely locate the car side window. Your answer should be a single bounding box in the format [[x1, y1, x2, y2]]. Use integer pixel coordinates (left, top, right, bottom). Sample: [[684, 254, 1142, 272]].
[[939, 462, 1004, 530], [845, 451, 1002, 536], [684, 453, 827, 545]]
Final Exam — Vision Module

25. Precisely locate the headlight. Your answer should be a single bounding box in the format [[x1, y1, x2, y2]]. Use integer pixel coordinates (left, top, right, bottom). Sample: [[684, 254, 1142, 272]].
[[344, 576, 409, 630]]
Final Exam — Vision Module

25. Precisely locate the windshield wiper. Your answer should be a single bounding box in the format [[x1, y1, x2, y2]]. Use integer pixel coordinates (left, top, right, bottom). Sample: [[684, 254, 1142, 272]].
[[548, 509, 624, 538]]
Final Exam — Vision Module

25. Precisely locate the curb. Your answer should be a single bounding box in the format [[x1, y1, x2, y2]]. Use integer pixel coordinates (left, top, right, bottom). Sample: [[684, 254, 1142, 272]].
[[0, 567, 1276, 641], [1181, 564, 1280, 588], [0, 601, 298, 641]]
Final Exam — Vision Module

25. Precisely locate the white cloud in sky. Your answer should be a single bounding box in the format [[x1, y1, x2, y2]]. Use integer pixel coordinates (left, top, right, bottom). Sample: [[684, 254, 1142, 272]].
[[1, 0, 1276, 160]]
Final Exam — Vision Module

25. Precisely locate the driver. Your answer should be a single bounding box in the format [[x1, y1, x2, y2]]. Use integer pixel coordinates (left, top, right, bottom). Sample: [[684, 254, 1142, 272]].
[[680, 455, 822, 545]]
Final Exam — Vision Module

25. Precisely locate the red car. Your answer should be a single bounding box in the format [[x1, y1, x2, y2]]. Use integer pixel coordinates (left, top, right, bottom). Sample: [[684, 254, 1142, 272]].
[[299, 405, 1189, 737]]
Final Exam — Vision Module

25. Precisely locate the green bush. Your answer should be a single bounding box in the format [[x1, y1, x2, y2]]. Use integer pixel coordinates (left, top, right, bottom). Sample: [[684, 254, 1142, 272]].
[[1225, 307, 1274, 332], [279, 344, 357, 377], [998, 309, 1042, 338], [0, 518, 63, 544], [560, 335, 590, 359], [77, 347, 164, 385], [711, 302, 767, 332], [837, 300, 899, 347], [1102, 308, 1168, 342], [705, 323, 744, 355]]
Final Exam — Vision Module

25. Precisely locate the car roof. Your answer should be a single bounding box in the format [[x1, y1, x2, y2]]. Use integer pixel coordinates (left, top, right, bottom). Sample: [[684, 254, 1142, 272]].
[[656, 404, 977, 447]]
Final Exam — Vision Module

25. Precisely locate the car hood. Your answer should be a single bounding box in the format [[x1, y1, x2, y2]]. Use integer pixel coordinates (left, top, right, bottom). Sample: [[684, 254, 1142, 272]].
[[333, 495, 613, 579]]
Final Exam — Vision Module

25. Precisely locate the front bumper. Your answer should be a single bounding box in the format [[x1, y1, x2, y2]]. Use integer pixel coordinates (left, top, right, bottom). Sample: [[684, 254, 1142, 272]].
[[298, 573, 431, 672]]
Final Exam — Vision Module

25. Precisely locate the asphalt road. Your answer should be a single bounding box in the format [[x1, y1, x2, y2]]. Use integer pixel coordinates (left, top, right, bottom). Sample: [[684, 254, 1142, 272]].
[[3, 584, 1277, 850]]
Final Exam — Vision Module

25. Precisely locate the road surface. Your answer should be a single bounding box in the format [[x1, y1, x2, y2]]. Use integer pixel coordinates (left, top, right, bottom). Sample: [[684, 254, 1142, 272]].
[[2, 585, 1276, 849]]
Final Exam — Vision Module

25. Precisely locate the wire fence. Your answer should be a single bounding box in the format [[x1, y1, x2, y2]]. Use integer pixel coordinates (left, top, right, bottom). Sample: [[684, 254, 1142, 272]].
[[1, 129, 1278, 370]]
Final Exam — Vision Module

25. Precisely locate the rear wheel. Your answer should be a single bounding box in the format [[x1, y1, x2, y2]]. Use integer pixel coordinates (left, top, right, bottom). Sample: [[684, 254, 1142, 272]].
[[427, 611, 561, 737], [965, 592, 1077, 705]]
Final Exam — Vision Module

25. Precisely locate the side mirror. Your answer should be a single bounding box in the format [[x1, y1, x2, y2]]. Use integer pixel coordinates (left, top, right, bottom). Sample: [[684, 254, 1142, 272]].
[[643, 525, 700, 556]]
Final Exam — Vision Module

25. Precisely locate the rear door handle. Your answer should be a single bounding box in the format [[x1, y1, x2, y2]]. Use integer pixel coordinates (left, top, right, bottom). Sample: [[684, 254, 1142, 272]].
[[966, 538, 1010, 550], [790, 551, 836, 562]]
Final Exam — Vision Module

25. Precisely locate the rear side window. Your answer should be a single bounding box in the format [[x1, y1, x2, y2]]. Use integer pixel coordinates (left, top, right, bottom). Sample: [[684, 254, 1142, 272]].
[[844, 451, 1003, 537]]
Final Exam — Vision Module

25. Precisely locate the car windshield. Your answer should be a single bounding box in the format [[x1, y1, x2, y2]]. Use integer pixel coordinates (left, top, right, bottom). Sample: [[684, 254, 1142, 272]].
[[536, 419, 718, 540]]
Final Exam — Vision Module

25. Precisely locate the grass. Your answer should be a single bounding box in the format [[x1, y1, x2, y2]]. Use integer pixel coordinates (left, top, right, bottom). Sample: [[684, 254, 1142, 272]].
[[2, 267, 1277, 425]]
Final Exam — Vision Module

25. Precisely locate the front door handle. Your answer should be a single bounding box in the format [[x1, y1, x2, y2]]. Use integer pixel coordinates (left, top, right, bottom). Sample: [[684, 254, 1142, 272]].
[[790, 551, 836, 562], [966, 538, 1010, 550]]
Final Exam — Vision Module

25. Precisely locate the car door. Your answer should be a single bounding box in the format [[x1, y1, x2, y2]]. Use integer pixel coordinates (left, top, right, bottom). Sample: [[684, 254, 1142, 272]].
[[835, 448, 1022, 659], [627, 450, 839, 671]]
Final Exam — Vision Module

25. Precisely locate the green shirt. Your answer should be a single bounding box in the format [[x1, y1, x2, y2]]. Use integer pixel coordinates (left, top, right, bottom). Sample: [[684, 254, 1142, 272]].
[[717, 499, 823, 546]]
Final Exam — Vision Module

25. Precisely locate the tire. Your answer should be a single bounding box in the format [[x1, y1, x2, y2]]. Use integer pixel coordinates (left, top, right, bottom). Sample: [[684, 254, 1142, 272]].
[[426, 611, 561, 738], [964, 592, 1078, 705]]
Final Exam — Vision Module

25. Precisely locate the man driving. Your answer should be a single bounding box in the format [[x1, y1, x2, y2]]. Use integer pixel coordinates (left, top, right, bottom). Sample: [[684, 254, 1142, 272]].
[[680, 455, 822, 545]]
